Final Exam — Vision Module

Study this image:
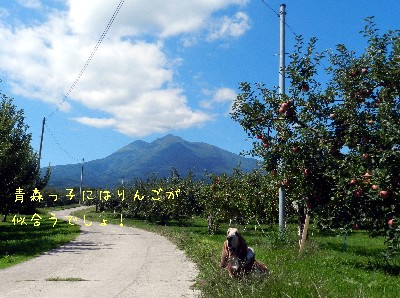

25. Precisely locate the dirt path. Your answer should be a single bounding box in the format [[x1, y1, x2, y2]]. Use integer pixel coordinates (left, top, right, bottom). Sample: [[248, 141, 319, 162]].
[[0, 206, 200, 297]]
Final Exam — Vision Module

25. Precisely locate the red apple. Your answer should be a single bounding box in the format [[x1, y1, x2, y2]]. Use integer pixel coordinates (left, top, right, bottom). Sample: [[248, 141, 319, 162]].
[[363, 172, 372, 178], [291, 146, 300, 153], [263, 143, 269, 148], [353, 189, 363, 197], [329, 113, 335, 119], [278, 107, 286, 114], [282, 179, 289, 186], [379, 190, 389, 199], [371, 185, 379, 190], [362, 153, 369, 159], [350, 179, 357, 185], [352, 224, 360, 230], [301, 84, 309, 92], [256, 134, 263, 139], [361, 68, 368, 75], [349, 69, 358, 77], [304, 168, 310, 177], [388, 219, 395, 226], [368, 119, 374, 125], [280, 102, 289, 111]]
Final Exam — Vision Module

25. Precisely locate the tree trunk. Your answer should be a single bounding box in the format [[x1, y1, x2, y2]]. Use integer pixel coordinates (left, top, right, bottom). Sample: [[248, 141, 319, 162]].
[[298, 205, 309, 246], [299, 213, 310, 252]]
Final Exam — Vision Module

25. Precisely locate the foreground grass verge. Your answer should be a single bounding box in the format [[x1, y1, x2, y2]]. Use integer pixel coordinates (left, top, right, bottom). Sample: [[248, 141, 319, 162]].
[[72, 207, 400, 298], [0, 208, 80, 269]]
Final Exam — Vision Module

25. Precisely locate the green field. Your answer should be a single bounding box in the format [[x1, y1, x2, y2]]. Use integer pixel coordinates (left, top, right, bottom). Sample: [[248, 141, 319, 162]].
[[71, 207, 400, 298], [2, 206, 399, 297], [0, 209, 80, 269]]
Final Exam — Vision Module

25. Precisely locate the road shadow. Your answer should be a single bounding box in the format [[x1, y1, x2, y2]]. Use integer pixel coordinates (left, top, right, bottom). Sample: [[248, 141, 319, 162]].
[[44, 240, 114, 255]]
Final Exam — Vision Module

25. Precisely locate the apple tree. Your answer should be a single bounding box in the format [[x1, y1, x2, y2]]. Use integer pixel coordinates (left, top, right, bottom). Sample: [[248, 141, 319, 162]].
[[231, 35, 335, 238], [199, 168, 280, 234], [231, 18, 399, 239], [321, 18, 400, 234], [0, 90, 50, 220]]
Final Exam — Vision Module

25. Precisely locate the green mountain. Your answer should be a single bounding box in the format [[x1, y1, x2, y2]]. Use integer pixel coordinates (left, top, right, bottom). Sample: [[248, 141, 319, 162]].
[[46, 134, 259, 188]]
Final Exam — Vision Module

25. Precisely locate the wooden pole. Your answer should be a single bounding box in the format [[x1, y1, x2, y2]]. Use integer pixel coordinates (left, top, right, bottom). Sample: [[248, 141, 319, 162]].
[[36, 117, 46, 185], [79, 158, 84, 204], [299, 213, 310, 252]]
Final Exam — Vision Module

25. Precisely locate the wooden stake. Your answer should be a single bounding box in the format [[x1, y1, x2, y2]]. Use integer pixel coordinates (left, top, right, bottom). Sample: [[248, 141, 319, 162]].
[[299, 213, 310, 252]]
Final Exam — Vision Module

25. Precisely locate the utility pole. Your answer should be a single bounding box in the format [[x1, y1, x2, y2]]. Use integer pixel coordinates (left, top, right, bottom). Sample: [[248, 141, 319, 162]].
[[279, 4, 286, 95], [80, 158, 84, 204], [278, 3, 286, 235], [36, 117, 46, 185]]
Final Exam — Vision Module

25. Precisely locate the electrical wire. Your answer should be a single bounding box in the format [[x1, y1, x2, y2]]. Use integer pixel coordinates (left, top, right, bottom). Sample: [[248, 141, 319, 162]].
[[259, 0, 279, 16], [48, 0, 125, 118], [258, 0, 299, 37], [44, 123, 80, 164], [43, 0, 125, 163]]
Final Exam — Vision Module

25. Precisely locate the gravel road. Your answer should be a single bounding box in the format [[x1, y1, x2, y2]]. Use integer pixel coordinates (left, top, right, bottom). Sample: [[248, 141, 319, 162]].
[[0, 206, 200, 298]]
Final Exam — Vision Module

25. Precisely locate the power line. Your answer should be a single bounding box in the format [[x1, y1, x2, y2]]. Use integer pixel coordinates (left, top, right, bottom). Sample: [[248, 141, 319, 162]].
[[48, 0, 125, 118], [258, 0, 299, 37], [259, 0, 279, 16], [44, 123, 79, 163], [284, 20, 298, 37], [42, 0, 125, 165]]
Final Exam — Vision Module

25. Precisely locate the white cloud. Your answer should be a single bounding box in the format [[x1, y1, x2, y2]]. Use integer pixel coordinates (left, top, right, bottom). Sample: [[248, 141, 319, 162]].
[[18, 0, 42, 9], [180, 35, 199, 48], [0, 12, 88, 110], [213, 88, 237, 103], [0, 8, 9, 18], [74, 88, 213, 137], [66, 0, 249, 39], [0, 0, 249, 137], [73, 117, 116, 128], [106, 89, 213, 136], [200, 87, 237, 114], [207, 12, 251, 41]]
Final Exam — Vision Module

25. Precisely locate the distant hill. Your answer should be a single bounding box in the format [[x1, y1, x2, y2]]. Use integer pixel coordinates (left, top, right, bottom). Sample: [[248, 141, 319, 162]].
[[45, 134, 259, 188]]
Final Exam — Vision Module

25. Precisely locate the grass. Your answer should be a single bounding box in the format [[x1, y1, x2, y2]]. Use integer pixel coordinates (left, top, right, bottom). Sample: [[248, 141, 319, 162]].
[[72, 207, 400, 298], [0, 208, 80, 269]]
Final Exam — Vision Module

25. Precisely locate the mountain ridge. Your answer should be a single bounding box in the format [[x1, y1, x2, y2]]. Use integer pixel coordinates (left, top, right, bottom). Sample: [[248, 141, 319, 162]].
[[45, 134, 259, 188]]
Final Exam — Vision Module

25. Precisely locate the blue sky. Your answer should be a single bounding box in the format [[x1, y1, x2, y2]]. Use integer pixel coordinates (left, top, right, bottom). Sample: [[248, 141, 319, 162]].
[[0, 0, 399, 167]]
